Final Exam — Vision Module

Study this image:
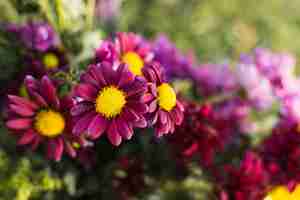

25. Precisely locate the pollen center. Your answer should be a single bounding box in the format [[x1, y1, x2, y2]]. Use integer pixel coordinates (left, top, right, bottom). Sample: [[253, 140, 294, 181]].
[[95, 86, 126, 118], [43, 53, 59, 69], [157, 83, 177, 111], [122, 51, 144, 76], [34, 110, 65, 137], [263, 185, 300, 200]]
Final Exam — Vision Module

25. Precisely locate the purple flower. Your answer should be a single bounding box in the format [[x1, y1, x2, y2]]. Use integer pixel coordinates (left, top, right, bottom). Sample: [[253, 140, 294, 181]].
[[152, 34, 195, 80], [191, 63, 238, 97], [142, 62, 184, 137], [8, 21, 59, 52], [71, 62, 149, 146]]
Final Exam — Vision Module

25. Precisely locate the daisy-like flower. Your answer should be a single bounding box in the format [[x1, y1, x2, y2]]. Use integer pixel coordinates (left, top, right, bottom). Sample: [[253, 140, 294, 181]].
[[71, 62, 148, 146], [5, 75, 81, 161], [141, 62, 184, 137], [95, 32, 153, 76]]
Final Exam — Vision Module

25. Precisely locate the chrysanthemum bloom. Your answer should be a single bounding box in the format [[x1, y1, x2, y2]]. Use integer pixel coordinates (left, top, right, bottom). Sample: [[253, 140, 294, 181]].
[[95, 32, 153, 76], [264, 184, 300, 200], [5, 75, 81, 161], [218, 151, 269, 200], [25, 46, 69, 76], [7, 21, 59, 52], [71, 62, 148, 146], [260, 119, 300, 187], [152, 34, 195, 80], [141, 62, 184, 137], [167, 100, 237, 167]]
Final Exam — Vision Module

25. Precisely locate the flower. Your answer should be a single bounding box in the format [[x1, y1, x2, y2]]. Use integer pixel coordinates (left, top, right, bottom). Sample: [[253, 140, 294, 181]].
[[71, 62, 148, 146], [218, 151, 269, 200], [152, 34, 195, 80], [260, 119, 300, 187], [167, 100, 236, 167], [5, 75, 81, 161], [190, 63, 238, 97], [24, 47, 69, 76], [264, 184, 300, 200], [142, 62, 184, 137], [7, 21, 59, 52], [95, 32, 153, 76]]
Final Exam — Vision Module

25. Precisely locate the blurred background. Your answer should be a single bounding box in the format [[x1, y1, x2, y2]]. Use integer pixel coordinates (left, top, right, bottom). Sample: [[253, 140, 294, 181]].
[[0, 0, 299, 199]]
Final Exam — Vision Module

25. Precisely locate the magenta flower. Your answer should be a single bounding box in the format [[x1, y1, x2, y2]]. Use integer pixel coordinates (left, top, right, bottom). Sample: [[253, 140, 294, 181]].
[[141, 62, 184, 137], [218, 151, 269, 200], [95, 32, 153, 76], [71, 62, 148, 146], [5, 75, 80, 161]]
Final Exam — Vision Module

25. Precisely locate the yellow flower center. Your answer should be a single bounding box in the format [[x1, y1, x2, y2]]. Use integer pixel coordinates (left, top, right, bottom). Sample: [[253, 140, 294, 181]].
[[122, 51, 144, 76], [43, 53, 59, 70], [264, 185, 300, 200], [95, 86, 126, 118], [157, 83, 177, 111], [34, 110, 65, 138]]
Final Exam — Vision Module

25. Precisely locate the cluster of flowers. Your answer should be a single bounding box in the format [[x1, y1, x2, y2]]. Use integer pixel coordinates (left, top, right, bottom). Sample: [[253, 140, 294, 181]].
[[4, 22, 184, 162], [3, 21, 300, 200]]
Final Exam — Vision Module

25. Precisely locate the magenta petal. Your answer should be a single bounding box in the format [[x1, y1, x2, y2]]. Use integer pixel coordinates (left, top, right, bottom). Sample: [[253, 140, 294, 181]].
[[117, 64, 134, 87], [71, 103, 94, 116], [124, 78, 147, 97], [100, 61, 115, 85], [6, 118, 32, 130], [30, 135, 41, 150], [81, 70, 99, 88], [133, 116, 147, 128], [54, 138, 64, 161], [176, 101, 185, 112], [24, 75, 38, 91], [9, 104, 35, 117], [8, 95, 39, 110], [158, 110, 168, 124], [128, 102, 148, 114], [94, 64, 108, 85], [117, 118, 133, 140], [107, 120, 122, 146], [87, 114, 107, 139], [41, 76, 60, 108], [74, 83, 97, 101], [31, 91, 48, 107], [121, 108, 140, 122], [73, 112, 96, 135], [171, 107, 184, 125], [18, 129, 36, 145], [65, 142, 77, 158], [148, 100, 157, 113], [142, 93, 154, 103]]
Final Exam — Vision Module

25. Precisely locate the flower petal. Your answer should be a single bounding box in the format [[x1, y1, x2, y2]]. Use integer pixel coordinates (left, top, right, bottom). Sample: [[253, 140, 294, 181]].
[[18, 129, 36, 145], [107, 120, 122, 146], [128, 102, 148, 114], [158, 110, 168, 124], [87, 114, 108, 139], [9, 104, 35, 117], [71, 103, 94, 116], [41, 76, 60, 108], [74, 83, 97, 101], [7, 95, 39, 110], [117, 118, 133, 140], [72, 112, 96, 135], [6, 118, 32, 130]]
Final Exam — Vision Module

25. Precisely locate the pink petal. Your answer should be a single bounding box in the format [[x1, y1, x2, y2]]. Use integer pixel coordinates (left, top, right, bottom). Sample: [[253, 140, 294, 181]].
[[41, 76, 60, 108], [74, 83, 97, 101], [107, 120, 122, 146], [18, 129, 36, 145], [71, 103, 94, 116], [7, 95, 39, 110], [6, 118, 32, 130], [87, 114, 107, 139], [9, 104, 35, 117], [72, 112, 96, 135], [117, 118, 133, 140]]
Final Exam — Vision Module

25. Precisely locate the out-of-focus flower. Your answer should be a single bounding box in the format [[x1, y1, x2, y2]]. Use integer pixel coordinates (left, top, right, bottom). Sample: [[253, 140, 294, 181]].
[[95, 0, 122, 24], [5, 76, 81, 161], [24, 47, 69, 77], [167, 100, 236, 167], [95, 32, 153, 76], [71, 62, 148, 146], [237, 54, 274, 110], [190, 63, 238, 97], [264, 184, 300, 200], [112, 156, 145, 200], [7, 21, 59, 52], [260, 119, 300, 187], [218, 151, 269, 200], [152, 34, 195, 80], [142, 62, 184, 137]]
